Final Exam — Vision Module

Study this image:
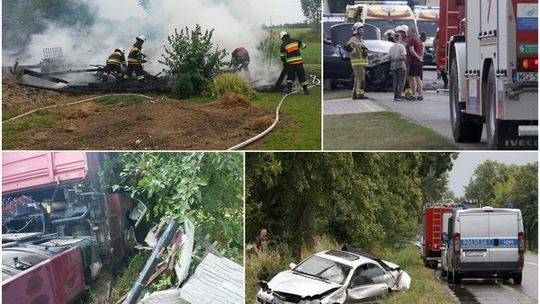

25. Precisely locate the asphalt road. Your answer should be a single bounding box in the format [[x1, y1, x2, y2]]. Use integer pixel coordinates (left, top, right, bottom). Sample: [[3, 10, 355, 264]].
[[365, 69, 488, 150], [326, 68, 489, 150], [437, 254, 538, 303]]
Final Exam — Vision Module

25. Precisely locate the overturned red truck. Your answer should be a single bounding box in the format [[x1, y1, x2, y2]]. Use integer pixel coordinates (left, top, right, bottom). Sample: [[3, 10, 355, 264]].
[[2, 152, 146, 304]]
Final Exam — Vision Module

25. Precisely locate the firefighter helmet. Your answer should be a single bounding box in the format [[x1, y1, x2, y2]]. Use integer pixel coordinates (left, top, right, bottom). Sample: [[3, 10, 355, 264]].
[[352, 22, 364, 33], [136, 35, 146, 42], [115, 47, 124, 53], [279, 31, 288, 39]]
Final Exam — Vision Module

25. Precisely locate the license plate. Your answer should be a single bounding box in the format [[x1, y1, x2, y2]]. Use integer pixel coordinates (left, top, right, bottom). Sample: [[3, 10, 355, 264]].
[[515, 72, 538, 82], [464, 251, 485, 257]]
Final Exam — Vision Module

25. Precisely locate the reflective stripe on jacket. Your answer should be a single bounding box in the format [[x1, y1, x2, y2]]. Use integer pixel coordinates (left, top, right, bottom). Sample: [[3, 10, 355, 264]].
[[128, 46, 144, 65], [106, 51, 126, 67], [347, 35, 368, 67], [280, 37, 306, 65]]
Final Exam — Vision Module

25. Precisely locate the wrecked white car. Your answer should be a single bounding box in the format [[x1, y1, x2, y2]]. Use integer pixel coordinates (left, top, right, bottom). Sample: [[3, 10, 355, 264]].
[[256, 246, 411, 304]]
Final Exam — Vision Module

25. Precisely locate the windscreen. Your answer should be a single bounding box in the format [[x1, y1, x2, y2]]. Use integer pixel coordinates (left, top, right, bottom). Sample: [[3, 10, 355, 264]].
[[294, 255, 351, 284], [417, 20, 438, 37]]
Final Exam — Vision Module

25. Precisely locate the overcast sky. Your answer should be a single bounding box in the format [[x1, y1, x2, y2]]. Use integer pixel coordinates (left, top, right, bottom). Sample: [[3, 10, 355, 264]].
[[448, 152, 538, 197], [94, 0, 305, 24]]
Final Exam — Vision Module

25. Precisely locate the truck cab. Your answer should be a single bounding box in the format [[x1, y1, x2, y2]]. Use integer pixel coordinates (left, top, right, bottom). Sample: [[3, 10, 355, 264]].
[[442, 207, 525, 284]]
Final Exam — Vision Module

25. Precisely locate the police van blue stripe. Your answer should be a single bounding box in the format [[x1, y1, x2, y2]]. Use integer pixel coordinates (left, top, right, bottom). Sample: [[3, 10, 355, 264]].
[[460, 239, 518, 248]]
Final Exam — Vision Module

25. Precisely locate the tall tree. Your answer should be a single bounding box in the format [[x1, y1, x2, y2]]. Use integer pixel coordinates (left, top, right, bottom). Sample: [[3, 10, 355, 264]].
[[464, 160, 518, 205], [300, 0, 322, 28]]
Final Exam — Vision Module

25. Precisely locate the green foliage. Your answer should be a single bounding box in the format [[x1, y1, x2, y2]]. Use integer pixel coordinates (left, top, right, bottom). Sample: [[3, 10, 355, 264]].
[[464, 161, 538, 249], [246, 153, 456, 261], [110, 252, 150, 303], [162, 25, 228, 95], [300, 0, 322, 28], [464, 160, 518, 204], [99, 152, 244, 262], [203, 73, 255, 99], [172, 73, 194, 99]]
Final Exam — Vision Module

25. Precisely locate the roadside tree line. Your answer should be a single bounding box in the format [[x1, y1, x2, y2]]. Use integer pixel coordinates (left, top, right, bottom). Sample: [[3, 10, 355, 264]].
[[246, 152, 457, 261], [464, 160, 538, 249]]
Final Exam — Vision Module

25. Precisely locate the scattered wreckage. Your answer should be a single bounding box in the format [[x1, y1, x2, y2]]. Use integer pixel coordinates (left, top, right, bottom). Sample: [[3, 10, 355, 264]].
[[256, 245, 411, 304], [8, 46, 294, 94]]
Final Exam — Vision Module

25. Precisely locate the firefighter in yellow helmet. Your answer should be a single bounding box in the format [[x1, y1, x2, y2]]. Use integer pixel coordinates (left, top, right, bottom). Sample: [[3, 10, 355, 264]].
[[125, 35, 147, 83], [345, 22, 368, 99], [102, 47, 126, 81]]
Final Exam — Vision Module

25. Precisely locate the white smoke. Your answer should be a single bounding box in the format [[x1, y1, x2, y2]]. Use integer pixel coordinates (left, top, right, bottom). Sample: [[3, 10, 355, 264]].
[[5, 0, 285, 85]]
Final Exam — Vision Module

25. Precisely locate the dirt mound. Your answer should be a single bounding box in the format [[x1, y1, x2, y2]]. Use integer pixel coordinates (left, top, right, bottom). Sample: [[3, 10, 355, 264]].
[[243, 116, 274, 131], [209, 93, 252, 108]]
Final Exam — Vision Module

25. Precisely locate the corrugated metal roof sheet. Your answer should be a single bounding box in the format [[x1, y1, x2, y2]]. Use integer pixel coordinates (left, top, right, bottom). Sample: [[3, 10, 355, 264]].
[[179, 253, 244, 304]]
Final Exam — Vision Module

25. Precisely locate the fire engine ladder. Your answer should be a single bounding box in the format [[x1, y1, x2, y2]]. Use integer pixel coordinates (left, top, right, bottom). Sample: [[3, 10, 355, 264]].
[[432, 205, 442, 249]]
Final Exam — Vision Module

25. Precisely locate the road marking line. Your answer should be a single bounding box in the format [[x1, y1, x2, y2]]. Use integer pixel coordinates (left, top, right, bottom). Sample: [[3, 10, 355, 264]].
[[525, 262, 537, 266], [498, 282, 538, 302]]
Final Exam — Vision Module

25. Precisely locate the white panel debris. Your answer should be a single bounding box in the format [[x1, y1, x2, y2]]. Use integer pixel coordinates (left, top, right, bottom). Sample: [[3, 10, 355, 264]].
[[179, 253, 244, 304]]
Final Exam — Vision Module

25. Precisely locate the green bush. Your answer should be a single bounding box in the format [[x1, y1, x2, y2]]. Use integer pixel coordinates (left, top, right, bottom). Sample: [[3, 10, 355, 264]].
[[204, 73, 255, 99], [172, 74, 194, 99], [163, 25, 227, 95]]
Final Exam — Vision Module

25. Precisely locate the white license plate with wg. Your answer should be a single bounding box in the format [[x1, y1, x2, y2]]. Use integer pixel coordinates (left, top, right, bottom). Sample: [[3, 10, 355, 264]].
[[516, 72, 538, 82], [464, 251, 485, 257]]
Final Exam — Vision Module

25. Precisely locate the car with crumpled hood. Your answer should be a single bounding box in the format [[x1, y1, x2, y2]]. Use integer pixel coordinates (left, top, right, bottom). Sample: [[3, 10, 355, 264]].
[[256, 246, 411, 304], [324, 23, 394, 91]]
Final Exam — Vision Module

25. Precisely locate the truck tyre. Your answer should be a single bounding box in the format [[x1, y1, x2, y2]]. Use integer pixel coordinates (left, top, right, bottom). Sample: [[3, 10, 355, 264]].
[[513, 272, 522, 285], [449, 57, 482, 142], [486, 64, 502, 149]]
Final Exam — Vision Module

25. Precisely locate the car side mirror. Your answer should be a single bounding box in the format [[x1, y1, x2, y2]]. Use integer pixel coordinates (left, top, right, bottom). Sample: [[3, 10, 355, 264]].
[[289, 263, 297, 270]]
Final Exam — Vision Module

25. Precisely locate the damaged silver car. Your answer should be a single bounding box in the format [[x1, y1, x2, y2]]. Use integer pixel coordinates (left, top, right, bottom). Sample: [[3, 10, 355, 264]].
[[256, 246, 411, 304]]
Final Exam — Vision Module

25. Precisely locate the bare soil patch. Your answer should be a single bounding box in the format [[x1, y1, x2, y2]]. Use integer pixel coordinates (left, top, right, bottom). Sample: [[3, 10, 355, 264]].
[[3, 80, 295, 150]]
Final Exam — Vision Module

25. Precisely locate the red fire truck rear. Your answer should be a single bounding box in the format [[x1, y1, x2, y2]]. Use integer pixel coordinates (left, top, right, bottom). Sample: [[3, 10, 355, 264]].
[[2, 152, 146, 304], [439, 0, 538, 149], [422, 202, 454, 268]]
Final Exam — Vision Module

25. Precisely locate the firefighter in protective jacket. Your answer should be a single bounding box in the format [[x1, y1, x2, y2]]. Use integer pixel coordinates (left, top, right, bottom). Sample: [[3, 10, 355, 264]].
[[125, 35, 147, 82], [279, 31, 309, 95], [230, 47, 250, 77], [102, 48, 126, 81], [345, 22, 369, 99]]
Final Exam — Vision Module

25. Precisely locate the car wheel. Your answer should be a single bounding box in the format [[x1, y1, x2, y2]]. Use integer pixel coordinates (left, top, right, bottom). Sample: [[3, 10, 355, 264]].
[[449, 56, 482, 142], [447, 268, 453, 282], [441, 268, 447, 277], [485, 64, 501, 149], [513, 272, 522, 285]]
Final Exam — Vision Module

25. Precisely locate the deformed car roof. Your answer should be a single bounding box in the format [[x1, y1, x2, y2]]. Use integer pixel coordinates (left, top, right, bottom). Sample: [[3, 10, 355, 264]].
[[314, 249, 377, 267]]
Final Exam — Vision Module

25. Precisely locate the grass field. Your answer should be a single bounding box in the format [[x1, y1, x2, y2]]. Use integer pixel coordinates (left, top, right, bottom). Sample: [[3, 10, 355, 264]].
[[250, 87, 321, 150], [324, 112, 457, 150], [381, 247, 455, 304]]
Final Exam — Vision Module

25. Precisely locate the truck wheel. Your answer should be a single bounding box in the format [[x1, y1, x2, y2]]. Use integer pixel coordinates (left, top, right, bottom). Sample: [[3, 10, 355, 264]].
[[513, 272, 522, 285], [449, 57, 482, 142], [486, 64, 502, 149]]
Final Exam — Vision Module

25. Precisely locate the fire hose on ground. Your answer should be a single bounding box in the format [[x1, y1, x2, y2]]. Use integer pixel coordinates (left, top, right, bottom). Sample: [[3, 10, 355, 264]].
[[2, 93, 155, 124], [227, 74, 321, 150]]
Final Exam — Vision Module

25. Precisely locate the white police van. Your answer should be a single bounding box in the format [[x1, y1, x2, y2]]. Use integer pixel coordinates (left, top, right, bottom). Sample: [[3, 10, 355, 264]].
[[442, 207, 525, 284]]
